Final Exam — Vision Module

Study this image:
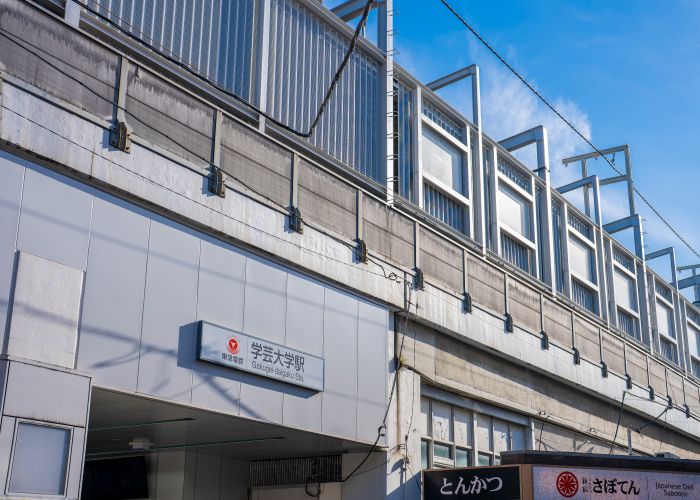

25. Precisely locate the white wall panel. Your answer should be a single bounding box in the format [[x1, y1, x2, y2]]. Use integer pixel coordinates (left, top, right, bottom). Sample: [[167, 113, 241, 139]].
[[137, 219, 200, 403], [191, 238, 246, 412], [322, 288, 359, 439], [77, 196, 150, 390], [16, 167, 92, 270], [243, 257, 287, 344], [356, 301, 388, 443], [0, 151, 24, 342]]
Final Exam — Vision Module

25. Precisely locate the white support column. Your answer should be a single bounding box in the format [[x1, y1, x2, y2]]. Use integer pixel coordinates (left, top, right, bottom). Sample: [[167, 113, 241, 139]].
[[413, 86, 424, 208], [256, 0, 272, 132], [378, 0, 395, 205]]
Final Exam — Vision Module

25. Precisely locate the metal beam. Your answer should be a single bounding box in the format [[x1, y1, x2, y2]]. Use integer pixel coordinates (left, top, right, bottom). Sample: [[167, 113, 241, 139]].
[[645, 247, 678, 289], [561, 145, 630, 166], [331, 0, 383, 21], [679, 275, 700, 291], [556, 175, 598, 195], [599, 175, 628, 186]]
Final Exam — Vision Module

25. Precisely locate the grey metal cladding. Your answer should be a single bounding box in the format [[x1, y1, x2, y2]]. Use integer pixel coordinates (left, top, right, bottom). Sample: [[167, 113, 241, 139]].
[[356, 300, 387, 443], [16, 167, 93, 271], [89, 0, 254, 101], [0, 0, 118, 118], [322, 287, 359, 438], [243, 256, 287, 345], [219, 117, 292, 208], [4, 362, 90, 427], [66, 427, 86, 499], [191, 238, 246, 412], [297, 159, 357, 240], [267, 0, 380, 180], [281, 273, 325, 432], [0, 152, 24, 342], [77, 195, 150, 391], [137, 218, 200, 403], [126, 66, 214, 166]]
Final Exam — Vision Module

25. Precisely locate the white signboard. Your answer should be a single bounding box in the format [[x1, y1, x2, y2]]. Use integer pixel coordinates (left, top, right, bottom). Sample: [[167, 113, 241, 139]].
[[533, 466, 700, 499], [197, 321, 324, 391]]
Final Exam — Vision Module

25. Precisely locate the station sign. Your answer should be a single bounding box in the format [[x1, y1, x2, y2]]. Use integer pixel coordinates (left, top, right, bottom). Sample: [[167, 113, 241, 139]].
[[197, 321, 324, 391]]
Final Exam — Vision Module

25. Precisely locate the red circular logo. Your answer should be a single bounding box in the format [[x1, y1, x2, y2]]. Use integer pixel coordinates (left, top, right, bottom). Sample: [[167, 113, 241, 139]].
[[556, 471, 579, 498], [227, 337, 240, 355]]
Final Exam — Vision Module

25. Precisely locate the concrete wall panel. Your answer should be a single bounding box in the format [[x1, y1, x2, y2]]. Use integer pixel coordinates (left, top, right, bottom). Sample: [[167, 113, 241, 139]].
[[8, 252, 83, 368], [648, 357, 667, 398], [419, 227, 463, 293], [363, 197, 414, 269], [625, 346, 648, 386], [508, 279, 540, 334], [602, 334, 626, 376], [16, 167, 93, 271], [126, 67, 213, 167], [77, 196, 150, 390], [573, 315, 600, 363], [0, 0, 118, 118], [194, 453, 221, 500], [467, 254, 505, 314], [137, 219, 200, 403], [298, 160, 357, 240], [543, 298, 573, 348]]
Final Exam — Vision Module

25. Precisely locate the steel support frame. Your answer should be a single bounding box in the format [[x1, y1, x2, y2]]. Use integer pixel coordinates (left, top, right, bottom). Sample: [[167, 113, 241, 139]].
[[499, 126, 553, 289], [557, 175, 608, 321], [426, 65, 485, 250]]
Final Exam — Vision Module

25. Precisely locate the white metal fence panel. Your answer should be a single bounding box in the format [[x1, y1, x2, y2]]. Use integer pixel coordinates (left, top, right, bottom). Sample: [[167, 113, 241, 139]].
[[86, 0, 255, 101], [267, 0, 380, 180]]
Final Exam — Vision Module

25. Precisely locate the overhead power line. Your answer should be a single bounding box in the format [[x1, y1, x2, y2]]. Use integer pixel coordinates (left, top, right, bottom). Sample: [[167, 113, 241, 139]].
[[436, 0, 700, 260]]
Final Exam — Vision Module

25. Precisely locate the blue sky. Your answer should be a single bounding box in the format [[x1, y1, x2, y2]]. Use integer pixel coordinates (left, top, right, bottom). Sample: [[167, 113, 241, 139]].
[[331, 0, 700, 290]]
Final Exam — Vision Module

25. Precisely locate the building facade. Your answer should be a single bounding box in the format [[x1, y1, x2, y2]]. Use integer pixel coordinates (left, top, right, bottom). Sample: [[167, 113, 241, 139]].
[[0, 0, 699, 499]]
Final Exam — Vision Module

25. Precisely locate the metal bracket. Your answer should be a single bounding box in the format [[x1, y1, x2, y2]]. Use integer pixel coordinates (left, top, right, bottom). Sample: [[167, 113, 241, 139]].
[[462, 292, 473, 314], [504, 312, 513, 333], [540, 331, 550, 350], [685, 404, 691, 418], [208, 166, 225, 198], [601, 361, 608, 378], [288, 206, 304, 234], [625, 373, 633, 390], [355, 239, 368, 264], [572, 347, 581, 365], [414, 268, 424, 290], [667, 396, 673, 409], [109, 120, 131, 152], [648, 386, 655, 400]]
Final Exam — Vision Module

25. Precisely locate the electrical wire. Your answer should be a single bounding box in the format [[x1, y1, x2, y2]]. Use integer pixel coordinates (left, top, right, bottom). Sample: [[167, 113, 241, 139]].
[[436, 0, 700, 260], [74, 0, 376, 139], [609, 390, 626, 454]]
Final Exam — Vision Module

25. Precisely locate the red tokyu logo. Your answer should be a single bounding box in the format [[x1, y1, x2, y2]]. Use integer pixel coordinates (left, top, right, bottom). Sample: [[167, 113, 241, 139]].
[[556, 471, 579, 498], [226, 337, 240, 355]]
